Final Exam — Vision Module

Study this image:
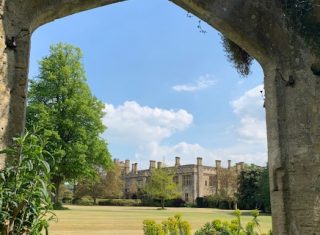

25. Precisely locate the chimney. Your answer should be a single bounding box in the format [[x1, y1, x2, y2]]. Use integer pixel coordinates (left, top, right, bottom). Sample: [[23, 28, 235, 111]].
[[149, 160, 156, 170], [157, 162, 162, 169], [132, 163, 135, 173], [215, 160, 221, 169], [228, 160, 231, 169], [134, 163, 138, 173], [113, 158, 119, 165], [236, 162, 244, 173], [175, 156, 180, 166], [197, 157, 203, 166], [125, 159, 130, 174], [239, 162, 244, 171]]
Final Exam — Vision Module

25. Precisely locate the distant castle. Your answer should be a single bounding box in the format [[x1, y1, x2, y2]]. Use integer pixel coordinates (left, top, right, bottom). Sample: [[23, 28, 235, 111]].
[[115, 157, 246, 203]]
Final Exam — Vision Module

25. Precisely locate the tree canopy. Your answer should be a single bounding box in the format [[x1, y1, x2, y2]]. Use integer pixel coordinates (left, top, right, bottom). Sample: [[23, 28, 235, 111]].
[[143, 167, 179, 209], [26, 43, 112, 203], [236, 165, 270, 212]]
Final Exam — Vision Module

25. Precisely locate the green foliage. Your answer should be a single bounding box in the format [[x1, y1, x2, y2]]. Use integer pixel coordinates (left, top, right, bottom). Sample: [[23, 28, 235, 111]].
[[236, 165, 270, 212], [281, 0, 320, 55], [196, 195, 234, 209], [257, 167, 271, 213], [72, 196, 93, 206], [62, 190, 73, 204], [75, 164, 124, 204], [142, 197, 185, 207], [195, 209, 270, 235], [222, 36, 254, 77], [26, 43, 112, 203], [0, 131, 55, 235], [236, 165, 262, 210], [143, 168, 179, 209], [143, 214, 191, 235], [143, 220, 166, 235], [98, 199, 142, 206]]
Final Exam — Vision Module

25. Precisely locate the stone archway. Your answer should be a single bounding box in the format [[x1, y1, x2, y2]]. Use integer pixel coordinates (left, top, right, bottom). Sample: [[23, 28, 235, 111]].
[[1, 1, 320, 234]]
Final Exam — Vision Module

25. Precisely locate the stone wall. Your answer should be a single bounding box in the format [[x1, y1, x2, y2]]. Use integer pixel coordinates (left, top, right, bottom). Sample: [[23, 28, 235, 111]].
[[121, 158, 240, 203]]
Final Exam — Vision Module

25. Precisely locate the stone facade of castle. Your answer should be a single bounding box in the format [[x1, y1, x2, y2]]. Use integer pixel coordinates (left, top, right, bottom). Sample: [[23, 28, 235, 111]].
[[116, 157, 245, 203]]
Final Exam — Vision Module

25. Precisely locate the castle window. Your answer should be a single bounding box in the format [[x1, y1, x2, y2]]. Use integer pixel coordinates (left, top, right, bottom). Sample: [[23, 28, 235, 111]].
[[205, 180, 208, 186], [173, 176, 179, 184], [209, 175, 216, 187], [185, 193, 189, 202], [182, 175, 192, 186]]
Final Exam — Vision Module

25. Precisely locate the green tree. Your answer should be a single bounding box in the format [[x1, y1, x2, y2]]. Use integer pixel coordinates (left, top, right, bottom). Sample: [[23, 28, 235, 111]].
[[103, 164, 124, 199], [26, 43, 112, 204], [236, 165, 263, 210], [74, 170, 106, 205], [257, 165, 271, 213], [75, 164, 123, 204], [144, 168, 179, 209]]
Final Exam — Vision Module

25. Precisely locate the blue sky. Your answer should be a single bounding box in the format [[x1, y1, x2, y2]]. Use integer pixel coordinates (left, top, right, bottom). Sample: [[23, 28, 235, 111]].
[[29, 0, 267, 169]]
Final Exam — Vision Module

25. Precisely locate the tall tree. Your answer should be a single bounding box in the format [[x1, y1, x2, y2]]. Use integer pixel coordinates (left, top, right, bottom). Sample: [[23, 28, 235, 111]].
[[104, 164, 124, 199], [74, 168, 107, 205], [144, 168, 179, 209], [75, 164, 124, 203], [236, 165, 263, 210], [257, 165, 271, 213], [26, 43, 112, 204]]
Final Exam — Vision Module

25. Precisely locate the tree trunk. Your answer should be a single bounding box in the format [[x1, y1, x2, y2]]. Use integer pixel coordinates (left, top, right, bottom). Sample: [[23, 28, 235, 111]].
[[53, 177, 62, 204], [161, 198, 165, 209]]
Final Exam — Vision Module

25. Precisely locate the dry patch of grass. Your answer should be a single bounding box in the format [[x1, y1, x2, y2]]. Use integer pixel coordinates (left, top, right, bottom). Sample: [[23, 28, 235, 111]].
[[49, 205, 272, 235]]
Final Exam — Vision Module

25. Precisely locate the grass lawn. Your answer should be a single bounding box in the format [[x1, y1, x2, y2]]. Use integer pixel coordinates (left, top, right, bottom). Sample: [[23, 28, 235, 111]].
[[49, 205, 272, 235]]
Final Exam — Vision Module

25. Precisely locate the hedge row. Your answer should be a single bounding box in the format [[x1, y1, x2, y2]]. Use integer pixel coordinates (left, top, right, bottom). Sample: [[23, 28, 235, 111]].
[[98, 199, 142, 206], [196, 196, 234, 209]]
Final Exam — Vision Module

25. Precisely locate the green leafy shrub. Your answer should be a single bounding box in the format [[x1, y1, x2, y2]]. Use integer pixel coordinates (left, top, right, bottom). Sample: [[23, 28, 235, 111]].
[[195, 209, 272, 235], [143, 214, 191, 235], [142, 197, 185, 207], [0, 131, 55, 235], [196, 195, 234, 209], [98, 198, 142, 206], [53, 201, 65, 210], [143, 220, 166, 235], [62, 190, 73, 204], [72, 196, 94, 206]]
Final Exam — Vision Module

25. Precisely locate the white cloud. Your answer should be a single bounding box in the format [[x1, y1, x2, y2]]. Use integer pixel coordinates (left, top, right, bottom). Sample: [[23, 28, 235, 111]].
[[103, 101, 193, 145], [103, 88, 268, 170], [172, 74, 216, 92], [135, 141, 267, 168], [231, 84, 266, 143]]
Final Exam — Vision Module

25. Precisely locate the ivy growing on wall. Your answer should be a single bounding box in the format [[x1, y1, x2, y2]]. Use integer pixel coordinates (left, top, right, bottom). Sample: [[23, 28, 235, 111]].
[[281, 0, 320, 55], [222, 0, 320, 77]]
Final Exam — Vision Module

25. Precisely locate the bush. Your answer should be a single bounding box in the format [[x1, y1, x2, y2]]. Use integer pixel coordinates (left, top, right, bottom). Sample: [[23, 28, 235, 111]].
[[0, 131, 55, 235], [53, 201, 64, 210], [62, 190, 73, 204], [72, 196, 93, 206], [98, 199, 142, 206], [195, 209, 272, 235], [143, 214, 191, 235], [196, 195, 234, 209], [141, 198, 185, 207]]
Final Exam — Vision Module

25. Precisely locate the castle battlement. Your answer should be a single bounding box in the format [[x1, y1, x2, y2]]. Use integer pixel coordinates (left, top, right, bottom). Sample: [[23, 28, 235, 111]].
[[114, 156, 245, 203]]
